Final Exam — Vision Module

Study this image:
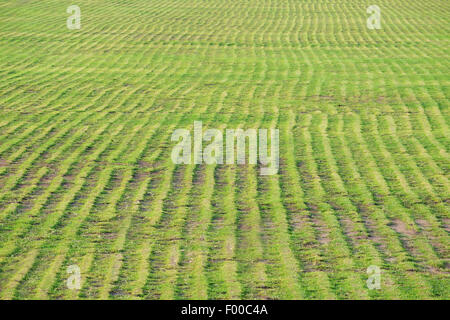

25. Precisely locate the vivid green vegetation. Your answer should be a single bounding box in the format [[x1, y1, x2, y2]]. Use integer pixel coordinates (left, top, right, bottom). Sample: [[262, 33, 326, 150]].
[[0, 0, 449, 299]]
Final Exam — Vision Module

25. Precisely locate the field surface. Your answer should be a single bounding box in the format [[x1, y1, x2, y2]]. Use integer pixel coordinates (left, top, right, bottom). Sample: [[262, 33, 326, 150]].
[[0, 0, 449, 299]]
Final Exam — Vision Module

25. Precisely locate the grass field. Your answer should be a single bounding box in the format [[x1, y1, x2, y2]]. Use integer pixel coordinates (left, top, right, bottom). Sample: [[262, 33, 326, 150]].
[[0, 0, 449, 300]]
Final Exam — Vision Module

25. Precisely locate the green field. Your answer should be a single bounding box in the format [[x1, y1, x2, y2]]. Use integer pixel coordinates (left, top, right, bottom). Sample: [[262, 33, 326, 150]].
[[0, 0, 449, 299]]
